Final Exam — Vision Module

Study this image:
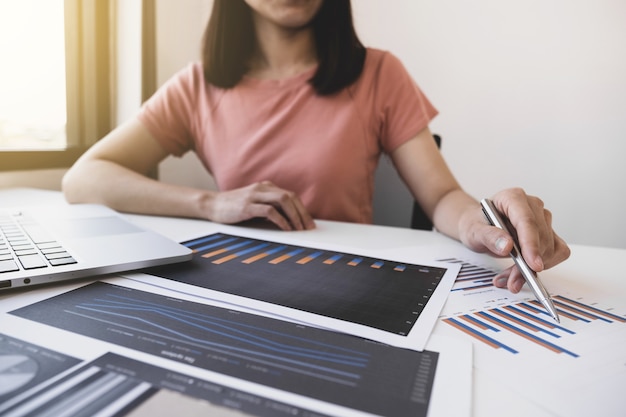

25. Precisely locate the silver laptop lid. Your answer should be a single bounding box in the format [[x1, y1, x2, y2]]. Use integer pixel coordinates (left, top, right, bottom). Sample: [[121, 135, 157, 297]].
[[0, 204, 192, 290]]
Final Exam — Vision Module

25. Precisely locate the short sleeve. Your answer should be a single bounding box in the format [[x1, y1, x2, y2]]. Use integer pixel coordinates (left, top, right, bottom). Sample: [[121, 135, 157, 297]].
[[366, 51, 438, 153], [137, 63, 204, 156]]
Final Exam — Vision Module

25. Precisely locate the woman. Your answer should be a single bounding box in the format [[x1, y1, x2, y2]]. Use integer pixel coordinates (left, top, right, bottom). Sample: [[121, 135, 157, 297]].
[[62, 0, 570, 293]]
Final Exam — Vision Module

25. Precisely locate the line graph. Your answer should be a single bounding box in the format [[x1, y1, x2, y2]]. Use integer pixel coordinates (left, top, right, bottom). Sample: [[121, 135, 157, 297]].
[[11, 282, 439, 417], [74, 293, 369, 384]]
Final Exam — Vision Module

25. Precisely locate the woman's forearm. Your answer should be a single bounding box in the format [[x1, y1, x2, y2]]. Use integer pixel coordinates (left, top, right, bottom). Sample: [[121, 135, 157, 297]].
[[431, 188, 480, 241], [62, 159, 213, 219]]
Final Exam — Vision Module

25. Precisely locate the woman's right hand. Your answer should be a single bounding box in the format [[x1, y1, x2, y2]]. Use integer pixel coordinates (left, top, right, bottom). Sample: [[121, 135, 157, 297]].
[[205, 181, 316, 231], [63, 117, 314, 231]]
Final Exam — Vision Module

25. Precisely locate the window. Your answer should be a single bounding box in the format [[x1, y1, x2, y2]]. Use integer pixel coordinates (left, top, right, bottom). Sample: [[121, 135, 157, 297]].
[[0, 0, 113, 171], [0, 1, 66, 151]]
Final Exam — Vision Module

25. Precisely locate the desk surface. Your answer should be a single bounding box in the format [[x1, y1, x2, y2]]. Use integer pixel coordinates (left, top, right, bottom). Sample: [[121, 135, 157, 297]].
[[1, 188, 625, 417]]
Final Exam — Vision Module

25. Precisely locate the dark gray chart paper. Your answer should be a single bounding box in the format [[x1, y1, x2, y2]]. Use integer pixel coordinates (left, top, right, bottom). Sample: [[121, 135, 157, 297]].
[[145, 232, 447, 336], [11, 282, 439, 417], [0, 334, 81, 411], [1, 352, 332, 417]]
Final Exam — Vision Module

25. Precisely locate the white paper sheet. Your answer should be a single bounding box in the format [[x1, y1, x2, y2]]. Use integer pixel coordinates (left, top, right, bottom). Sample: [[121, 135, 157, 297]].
[[1, 275, 472, 417], [433, 252, 626, 417], [123, 235, 460, 352]]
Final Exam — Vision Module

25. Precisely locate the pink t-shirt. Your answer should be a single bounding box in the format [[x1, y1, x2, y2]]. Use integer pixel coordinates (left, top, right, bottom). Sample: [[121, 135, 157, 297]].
[[138, 48, 437, 223]]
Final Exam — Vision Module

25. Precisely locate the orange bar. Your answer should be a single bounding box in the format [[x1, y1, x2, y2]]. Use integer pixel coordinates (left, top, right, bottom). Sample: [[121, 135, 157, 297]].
[[459, 315, 491, 331], [503, 306, 555, 328], [242, 252, 270, 264], [553, 295, 626, 322], [213, 254, 238, 265], [443, 319, 501, 349], [518, 303, 542, 314], [323, 259, 336, 265], [202, 248, 228, 259], [371, 261, 384, 269], [478, 314, 561, 353], [297, 256, 314, 265], [528, 300, 580, 321], [491, 309, 539, 332], [553, 303, 599, 320], [269, 254, 291, 264]]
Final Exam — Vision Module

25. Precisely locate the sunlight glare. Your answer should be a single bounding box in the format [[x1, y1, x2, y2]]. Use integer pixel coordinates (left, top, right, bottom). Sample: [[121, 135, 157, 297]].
[[0, 0, 66, 149]]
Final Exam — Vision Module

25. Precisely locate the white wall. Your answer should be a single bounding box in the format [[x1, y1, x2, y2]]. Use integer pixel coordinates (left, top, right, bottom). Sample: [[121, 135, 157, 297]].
[[0, 169, 65, 190], [115, 0, 143, 125], [356, 0, 626, 248], [154, 0, 626, 248]]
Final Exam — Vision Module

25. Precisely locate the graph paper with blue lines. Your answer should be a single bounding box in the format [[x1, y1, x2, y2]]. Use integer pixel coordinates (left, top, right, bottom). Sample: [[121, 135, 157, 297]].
[[10, 281, 440, 417]]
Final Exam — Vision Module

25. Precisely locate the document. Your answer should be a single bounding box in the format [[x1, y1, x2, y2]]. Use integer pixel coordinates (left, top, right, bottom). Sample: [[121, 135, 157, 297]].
[[133, 232, 461, 351], [432, 253, 626, 417], [3, 276, 472, 417]]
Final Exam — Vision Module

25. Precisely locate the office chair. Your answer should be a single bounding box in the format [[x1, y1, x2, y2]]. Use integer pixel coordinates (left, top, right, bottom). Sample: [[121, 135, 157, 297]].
[[410, 133, 441, 230]]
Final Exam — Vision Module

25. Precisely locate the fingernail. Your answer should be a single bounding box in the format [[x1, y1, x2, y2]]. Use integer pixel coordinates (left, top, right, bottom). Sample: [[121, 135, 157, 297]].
[[495, 276, 508, 287], [495, 238, 508, 254]]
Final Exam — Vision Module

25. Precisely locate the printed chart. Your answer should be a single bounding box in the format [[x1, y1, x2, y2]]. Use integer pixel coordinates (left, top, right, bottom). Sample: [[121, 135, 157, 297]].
[[140, 232, 458, 350], [0, 334, 81, 408], [0, 352, 329, 417], [438, 258, 496, 292], [10, 282, 440, 417], [146, 233, 448, 335], [435, 257, 626, 417], [442, 295, 624, 357]]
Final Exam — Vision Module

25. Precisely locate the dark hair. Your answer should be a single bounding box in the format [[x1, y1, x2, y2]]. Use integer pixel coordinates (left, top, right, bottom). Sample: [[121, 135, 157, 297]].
[[201, 0, 366, 95]]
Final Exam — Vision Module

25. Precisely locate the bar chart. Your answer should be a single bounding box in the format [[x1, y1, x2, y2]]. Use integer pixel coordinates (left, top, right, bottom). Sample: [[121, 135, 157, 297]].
[[145, 233, 449, 336], [439, 257, 626, 357], [442, 296, 624, 357], [435, 256, 626, 416], [437, 258, 496, 292]]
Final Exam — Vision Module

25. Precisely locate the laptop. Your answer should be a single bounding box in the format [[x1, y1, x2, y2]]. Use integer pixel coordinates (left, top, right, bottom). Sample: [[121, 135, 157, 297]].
[[0, 203, 193, 291]]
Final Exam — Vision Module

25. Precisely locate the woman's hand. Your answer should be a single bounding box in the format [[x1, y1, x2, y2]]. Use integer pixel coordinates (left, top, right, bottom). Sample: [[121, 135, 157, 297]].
[[459, 188, 570, 293], [205, 181, 316, 231]]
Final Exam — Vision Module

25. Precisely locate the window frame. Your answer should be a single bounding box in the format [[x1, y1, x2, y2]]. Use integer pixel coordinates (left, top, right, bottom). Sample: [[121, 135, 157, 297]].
[[0, 0, 114, 172]]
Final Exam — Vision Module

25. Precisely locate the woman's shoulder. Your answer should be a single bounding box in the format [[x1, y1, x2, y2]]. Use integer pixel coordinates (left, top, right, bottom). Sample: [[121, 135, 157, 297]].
[[363, 48, 408, 75], [154, 61, 225, 106], [164, 62, 208, 90], [354, 47, 413, 90]]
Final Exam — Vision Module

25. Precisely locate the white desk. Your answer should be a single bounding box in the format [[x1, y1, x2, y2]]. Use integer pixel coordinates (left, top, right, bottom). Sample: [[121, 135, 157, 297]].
[[1, 188, 625, 417]]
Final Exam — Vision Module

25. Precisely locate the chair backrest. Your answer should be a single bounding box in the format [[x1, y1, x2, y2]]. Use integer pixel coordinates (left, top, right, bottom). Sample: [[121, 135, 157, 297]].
[[410, 134, 441, 230]]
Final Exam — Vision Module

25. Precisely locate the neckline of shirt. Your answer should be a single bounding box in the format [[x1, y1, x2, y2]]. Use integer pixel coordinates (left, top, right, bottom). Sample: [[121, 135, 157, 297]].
[[240, 66, 317, 89]]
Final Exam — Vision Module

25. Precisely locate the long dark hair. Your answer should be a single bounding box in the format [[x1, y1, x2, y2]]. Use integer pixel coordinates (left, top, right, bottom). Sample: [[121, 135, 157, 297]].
[[201, 0, 366, 95]]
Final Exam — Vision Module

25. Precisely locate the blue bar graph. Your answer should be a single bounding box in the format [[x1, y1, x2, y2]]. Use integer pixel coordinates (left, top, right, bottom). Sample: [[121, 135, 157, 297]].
[[443, 295, 624, 357], [144, 233, 448, 337]]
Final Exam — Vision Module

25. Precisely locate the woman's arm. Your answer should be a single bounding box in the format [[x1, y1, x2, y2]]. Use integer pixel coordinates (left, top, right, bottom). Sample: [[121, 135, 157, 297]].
[[62, 117, 315, 231], [390, 127, 570, 292]]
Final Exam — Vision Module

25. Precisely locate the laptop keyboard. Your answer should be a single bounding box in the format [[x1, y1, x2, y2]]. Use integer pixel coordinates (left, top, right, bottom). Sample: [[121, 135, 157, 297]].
[[0, 211, 77, 274]]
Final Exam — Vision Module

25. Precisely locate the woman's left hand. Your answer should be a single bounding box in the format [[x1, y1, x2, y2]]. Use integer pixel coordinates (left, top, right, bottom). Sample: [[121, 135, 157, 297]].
[[459, 188, 571, 293]]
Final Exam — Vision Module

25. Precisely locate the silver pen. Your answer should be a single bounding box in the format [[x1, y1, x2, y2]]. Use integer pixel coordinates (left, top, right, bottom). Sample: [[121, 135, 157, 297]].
[[480, 198, 560, 323]]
